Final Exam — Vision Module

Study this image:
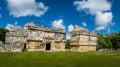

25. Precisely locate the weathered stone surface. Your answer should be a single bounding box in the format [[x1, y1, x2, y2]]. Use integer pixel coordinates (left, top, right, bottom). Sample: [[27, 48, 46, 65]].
[[0, 41, 6, 52], [5, 23, 66, 52], [25, 23, 66, 51], [5, 42, 24, 52], [70, 25, 97, 51], [4, 23, 98, 52], [5, 26, 27, 52]]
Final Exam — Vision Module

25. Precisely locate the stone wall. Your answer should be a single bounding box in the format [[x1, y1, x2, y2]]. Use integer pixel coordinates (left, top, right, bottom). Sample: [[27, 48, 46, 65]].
[[5, 27, 27, 52], [27, 41, 45, 51], [51, 41, 65, 51], [70, 25, 97, 51], [5, 42, 25, 52], [0, 41, 6, 52]]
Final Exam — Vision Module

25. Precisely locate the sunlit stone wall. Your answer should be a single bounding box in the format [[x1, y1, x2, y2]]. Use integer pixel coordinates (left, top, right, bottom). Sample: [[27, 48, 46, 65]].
[[70, 25, 97, 51]]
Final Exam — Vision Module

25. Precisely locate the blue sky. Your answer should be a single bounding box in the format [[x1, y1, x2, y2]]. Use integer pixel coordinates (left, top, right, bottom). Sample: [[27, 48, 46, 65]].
[[0, 0, 120, 35]]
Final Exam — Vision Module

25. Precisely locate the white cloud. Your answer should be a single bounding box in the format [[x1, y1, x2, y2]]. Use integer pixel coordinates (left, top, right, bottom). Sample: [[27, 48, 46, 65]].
[[73, 0, 111, 14], [52, 19, 65, 29], [95, 12, 113, 31], [68, 24, 74, 32], [6, 24, 14, 30], [73, 0, 113, 32], [7, 0, 48, 17], [95, 26, 106, 31], [66, 33, 70, 40], [6, 22, 21, 30], [82, 22, 87, 27], [67, 24, 74, 40]]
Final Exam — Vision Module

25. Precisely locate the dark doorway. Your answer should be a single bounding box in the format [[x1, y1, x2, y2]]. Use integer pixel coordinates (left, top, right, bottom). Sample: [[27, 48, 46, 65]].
[[22, 44, 26, 52], [46, 43, 51, 50]]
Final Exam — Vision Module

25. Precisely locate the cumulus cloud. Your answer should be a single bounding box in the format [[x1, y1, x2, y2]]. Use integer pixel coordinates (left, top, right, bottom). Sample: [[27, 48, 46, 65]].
[[95, 12, 113, 31], [7, 0, 48, 17], [95, 26, 106, 31], [74, 0, 113, 32], [68, 24, 74, 32], [6, 22, 21, 30], [66, 33, 70, 40], [73, 0, 111, 14], [52, 19, 65, 29], [67, 24, 74, 40], [82, 22, 87, 27]]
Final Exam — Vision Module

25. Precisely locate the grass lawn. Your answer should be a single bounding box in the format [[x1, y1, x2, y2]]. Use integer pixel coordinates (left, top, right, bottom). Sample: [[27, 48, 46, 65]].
[[0, 51, 120, 67]]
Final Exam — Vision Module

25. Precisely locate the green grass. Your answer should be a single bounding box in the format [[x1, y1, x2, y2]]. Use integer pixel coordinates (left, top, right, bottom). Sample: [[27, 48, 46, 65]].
[[0, 51, 120, 67]]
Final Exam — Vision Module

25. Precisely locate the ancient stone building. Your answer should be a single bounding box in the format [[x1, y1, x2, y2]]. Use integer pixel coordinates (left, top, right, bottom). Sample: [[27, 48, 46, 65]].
[[4, 23, 97, 52], [24, 23, 66, 51], [5, 23, 66, 52], [70, 25, 97, 51], [5, 27, 27, 52]]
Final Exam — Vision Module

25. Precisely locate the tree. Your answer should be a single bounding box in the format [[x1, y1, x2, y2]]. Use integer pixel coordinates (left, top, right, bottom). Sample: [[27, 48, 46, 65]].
[[116, 32, 120, 49], [110, 32, 120, 50], [97, 31, 120, 50], [65, 40, 71, 49], [0, 28, 9, 43], [105, 34, 112, 49], [97, 33, 109, 49]]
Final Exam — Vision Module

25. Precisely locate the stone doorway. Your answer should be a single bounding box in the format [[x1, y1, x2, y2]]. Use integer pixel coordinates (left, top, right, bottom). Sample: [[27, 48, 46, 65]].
[[46, 43, 51, 50]]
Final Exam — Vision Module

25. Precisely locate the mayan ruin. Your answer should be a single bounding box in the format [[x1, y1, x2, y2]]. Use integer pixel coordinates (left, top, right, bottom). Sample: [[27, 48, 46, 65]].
[[5, 26, 27, 52], [0, 23, 98, 52], [4, 23, 66, 52], [70, 25, 97, 51]]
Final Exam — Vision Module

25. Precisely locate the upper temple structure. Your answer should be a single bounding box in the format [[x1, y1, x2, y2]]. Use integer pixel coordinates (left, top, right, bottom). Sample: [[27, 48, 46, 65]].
[[5, 23, 66, 52], [70, 25, 97, 51]]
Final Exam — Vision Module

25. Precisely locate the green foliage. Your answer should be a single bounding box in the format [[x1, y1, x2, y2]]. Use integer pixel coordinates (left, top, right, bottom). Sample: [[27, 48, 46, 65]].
[[97, 31, 120, 50], [22, 49, 28, 52], [0, 52, 120, 67], [65, 40, 71, 49], [0, 28, 9, 43], [111, 32, 120, 49], [97, 34, 107, 49]]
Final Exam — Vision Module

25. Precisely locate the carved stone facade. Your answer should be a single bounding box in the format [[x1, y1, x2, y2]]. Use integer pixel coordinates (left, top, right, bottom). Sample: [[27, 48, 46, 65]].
[[5, 23, 66, 52], [24, 23, 66, 51], [4, 23, 97, 52], [70, 25, 97, 51], [5, 27, 27, 52]]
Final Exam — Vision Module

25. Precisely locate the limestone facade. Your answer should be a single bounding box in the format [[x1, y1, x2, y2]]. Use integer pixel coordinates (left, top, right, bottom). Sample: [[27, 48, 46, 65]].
[[24, 23, 66, 51], [0, 40, 6, 52], [5, 23, 66, 52], [5, 27, 27, 52], [70, 25, 97, 51], [4, 23, 97, 52]]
